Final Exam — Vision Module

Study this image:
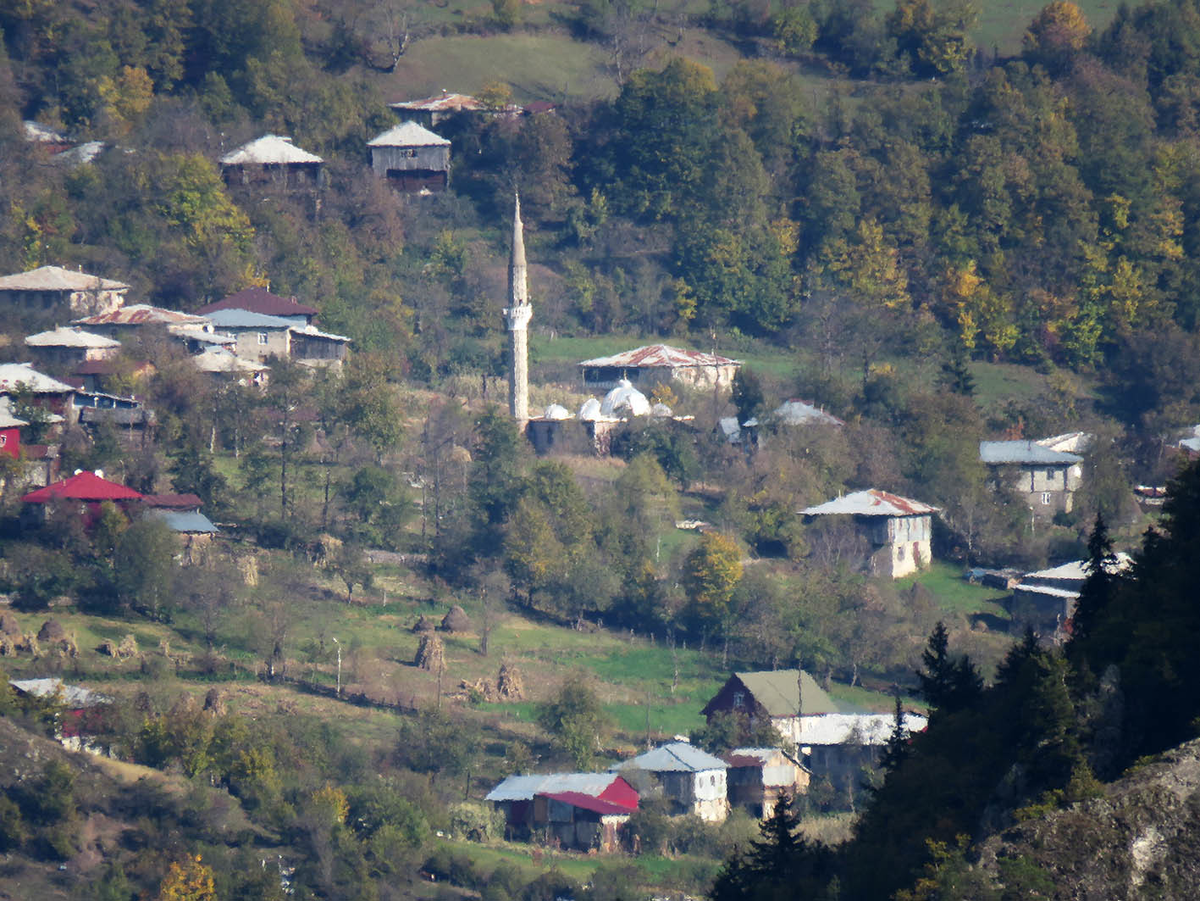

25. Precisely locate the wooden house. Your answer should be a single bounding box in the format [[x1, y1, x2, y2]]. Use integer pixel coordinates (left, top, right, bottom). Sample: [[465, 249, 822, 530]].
[[800, 489, 938, 579], [723, 747, 810, 818], [368, 121, 451, 192], [25, 326, 120, 368], [980, 439, 1085, 520], [579, 344, 741, 392], [615, 741, 729, 822], [532, 791, 635, 853], [0, 265, 128, 318], [485, 773, 637, 843], [701, 670, 840, 747], [219, 135, 324, 188]]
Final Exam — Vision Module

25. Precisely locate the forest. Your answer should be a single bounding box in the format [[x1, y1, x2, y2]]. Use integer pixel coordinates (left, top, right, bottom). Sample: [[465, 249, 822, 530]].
[[1, 0, 1200, 897]]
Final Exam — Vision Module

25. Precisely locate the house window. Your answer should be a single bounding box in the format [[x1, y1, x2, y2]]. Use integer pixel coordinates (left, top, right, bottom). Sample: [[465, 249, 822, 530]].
[[257, 333, 269, 345], [1041, 492, 1052, 505], [733, 692, 744, 708], [0, 434, 6, 447]]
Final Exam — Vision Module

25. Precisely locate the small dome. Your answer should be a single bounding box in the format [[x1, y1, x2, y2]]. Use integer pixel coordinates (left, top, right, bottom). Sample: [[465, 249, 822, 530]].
[[544, 403, 572, 420], [651, 402, 673, 418], [600, 378, 650, 418], [579, 398, 602, 421]]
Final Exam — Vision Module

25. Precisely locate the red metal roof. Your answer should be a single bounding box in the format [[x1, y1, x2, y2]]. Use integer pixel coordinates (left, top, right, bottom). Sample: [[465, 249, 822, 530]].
[[22, 471, 144, 503], [199, 287, 317, 318], [538, 790, 637, 815], [579, 344, 741, 370]]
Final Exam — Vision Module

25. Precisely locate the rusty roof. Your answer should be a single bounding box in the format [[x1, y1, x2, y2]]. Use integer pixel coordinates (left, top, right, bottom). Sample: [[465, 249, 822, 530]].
[[800, 489, 939, 518], [74, 304, 207, 326], [579, 344, 741, 369]]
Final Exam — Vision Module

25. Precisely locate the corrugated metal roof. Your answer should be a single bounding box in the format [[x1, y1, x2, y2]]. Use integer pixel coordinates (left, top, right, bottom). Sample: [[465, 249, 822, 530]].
[[722, 670, 840, 718], [368, 121, 450, 147], [10, 678, 110, 708], [25, 326, 120, 349], [198, 288, 317, 318], [979, 440, 1083, 466], [0, 265, 129, 292], [798, 713, 927, 747], [800, 489, 938, 518], [770, 400, 845, 427], [1036, 432, 1093, 454], [1023, 553, 1133, 583], [618, 741, 728, 773], [148, 509, 218, 534], [292, 324, 351, 342], [485, 772, 625, 802], [538, 791, 637, 815], [0, 363, 76, 394], [24, 121, 68, 144], [579, 344, 740, 369], [205, 309, 294, 329], [74, 304, 207, 326], [220, 135, 323, 166], [390, 92, 484, 113], [0, 398, 29, 429], [22, 470, 144, 503]]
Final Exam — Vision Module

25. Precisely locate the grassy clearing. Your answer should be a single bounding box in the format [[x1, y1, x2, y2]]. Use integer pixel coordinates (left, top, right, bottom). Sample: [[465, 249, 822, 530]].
[[899, 561, 1011, 618]]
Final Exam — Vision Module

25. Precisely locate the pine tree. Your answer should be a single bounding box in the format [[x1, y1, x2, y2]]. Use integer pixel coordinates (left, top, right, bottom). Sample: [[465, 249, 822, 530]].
[[880, 689, 910, 772], [916, 622, 982, 715], [1069, 514, 1118, 649]]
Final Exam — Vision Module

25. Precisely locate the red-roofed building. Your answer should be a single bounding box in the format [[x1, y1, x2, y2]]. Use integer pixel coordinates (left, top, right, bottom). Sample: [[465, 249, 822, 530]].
[[533, 790, 637, 853], [198, 288, 318, 325], [21, 470, 145, 527], [579, 344, 741, 392]]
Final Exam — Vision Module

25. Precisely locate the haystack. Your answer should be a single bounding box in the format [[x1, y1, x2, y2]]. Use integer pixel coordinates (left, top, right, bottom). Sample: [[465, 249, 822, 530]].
[[415, 633, 445, 672], [440, 605, 472, 634], [204, 688, 227, 716], [37, 619, 66, 643], [0, 612, 20, 636], [497, 664, 525, 700], [411, 615, 436, 633]]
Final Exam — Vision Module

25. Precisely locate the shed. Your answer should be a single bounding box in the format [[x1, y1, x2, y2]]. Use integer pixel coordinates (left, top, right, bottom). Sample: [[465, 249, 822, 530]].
[[1010, 554, 1133, 642], [797, 712, 927, 793], [800, 489, 939, 579], [220, 135, 324, 188], [533, 791, 635, 853], [723, 747, 810, 818], [0, 265, 129, 317], [485, 773, 637, 839], [368, 121, 451, 192], [615, 741, 729, 822], [389, 90, 489, 127], [579, 344, 741, 392]]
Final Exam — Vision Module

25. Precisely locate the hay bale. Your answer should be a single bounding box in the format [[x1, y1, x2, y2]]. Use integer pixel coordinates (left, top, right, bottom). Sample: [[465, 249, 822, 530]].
[[440, 605, 472, 634], [203, 688, 227, 716], [497, 664, 525, 700], [17, 633, 40, 658], [0, 612, 20, 636], [0, 635, 13, 657], [37, 619, 66, 643], [117, 634, 138, 659], [415, 633, 445, 672], [411, 615, 436, 633]]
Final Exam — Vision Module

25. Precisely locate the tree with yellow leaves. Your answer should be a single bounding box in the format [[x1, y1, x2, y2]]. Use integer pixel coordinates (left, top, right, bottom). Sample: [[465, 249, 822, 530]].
[[1024, 1, 1091, 72], [157, 855, 216, 901]]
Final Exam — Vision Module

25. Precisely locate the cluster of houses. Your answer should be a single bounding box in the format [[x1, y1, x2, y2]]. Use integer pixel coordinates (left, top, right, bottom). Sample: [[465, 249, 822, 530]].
[[484, 669, 926, 853]]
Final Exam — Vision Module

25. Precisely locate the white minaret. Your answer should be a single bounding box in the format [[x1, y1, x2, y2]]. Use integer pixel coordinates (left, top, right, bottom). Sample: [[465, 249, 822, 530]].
[[504, 193, 532, 427]]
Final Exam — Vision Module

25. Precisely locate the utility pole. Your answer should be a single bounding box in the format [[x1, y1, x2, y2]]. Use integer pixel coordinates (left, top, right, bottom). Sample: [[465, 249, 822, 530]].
[[333, 637, 341, 697]]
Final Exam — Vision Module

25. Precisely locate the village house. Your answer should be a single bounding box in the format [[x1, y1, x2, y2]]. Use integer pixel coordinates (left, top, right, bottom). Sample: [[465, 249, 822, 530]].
[[0, 265, 129, 318], [0, 400, 28, 460], [1010, 554, 1134, 642], [980, 439, 1085, 519], [728, 398, 846, 445], [9, 677, 111, 751], [722, 747, 810, 818], [73, 303, 210, 337], [198, 287, 320, 326], [800, 489, 938, 579], [219, 135, 324, 188], [797, 712, 927, 795], [485, 772, 637, 848], [25, 326, 121, 369], [144, 496, 219, 565], [0, 363, 78, 426], [368, 121, 452, 192], [579, 344, 741, 392], [20, 469, 145, 528], [203, 309, 350, 367], [614, 741, 729, 822], [389, 90, 520, 127], [702, 669, 840, 746]]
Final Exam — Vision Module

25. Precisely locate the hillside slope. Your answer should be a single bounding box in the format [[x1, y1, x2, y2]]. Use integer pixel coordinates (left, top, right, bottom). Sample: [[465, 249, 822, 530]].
[[978, 738, 1200, 899]]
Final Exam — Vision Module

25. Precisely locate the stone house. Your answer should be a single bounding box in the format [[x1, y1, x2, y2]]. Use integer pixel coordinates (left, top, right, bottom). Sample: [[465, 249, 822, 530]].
[[25, 326, 121, 368], [203, 309, 349, 367], [980, 439, 1085, 520], [701, 669, 840, 747], [615, 741, 729, 822], [0, 265, 129, 317], [368, 121, 451, 192], [800, 489, 938, 579], [579, 344, 741, 392]]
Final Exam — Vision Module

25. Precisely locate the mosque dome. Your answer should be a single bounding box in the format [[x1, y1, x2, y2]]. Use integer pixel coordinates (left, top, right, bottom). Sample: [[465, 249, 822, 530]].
[[578, 398, 603, 421], [600, 379, 650, 418], [543, 403, 572, 420]]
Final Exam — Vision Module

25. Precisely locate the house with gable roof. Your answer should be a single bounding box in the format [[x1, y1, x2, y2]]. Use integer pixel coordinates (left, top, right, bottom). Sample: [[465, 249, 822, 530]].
[[485, 772, 637, 843], [197, 287, 319, 326], [0, 362, 78, 426], [25, 326, 121, 368], [796, 712, 927, 794], [980, 439, 1085, 519], [579, 344, 741, 392], [800, 489, 939, 578], [219, 134, 324, 188], [614, 741, 729, 822], [702, 669, 839, 747], [723, 747, 810, 818], [0, 265, 129, 317]]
